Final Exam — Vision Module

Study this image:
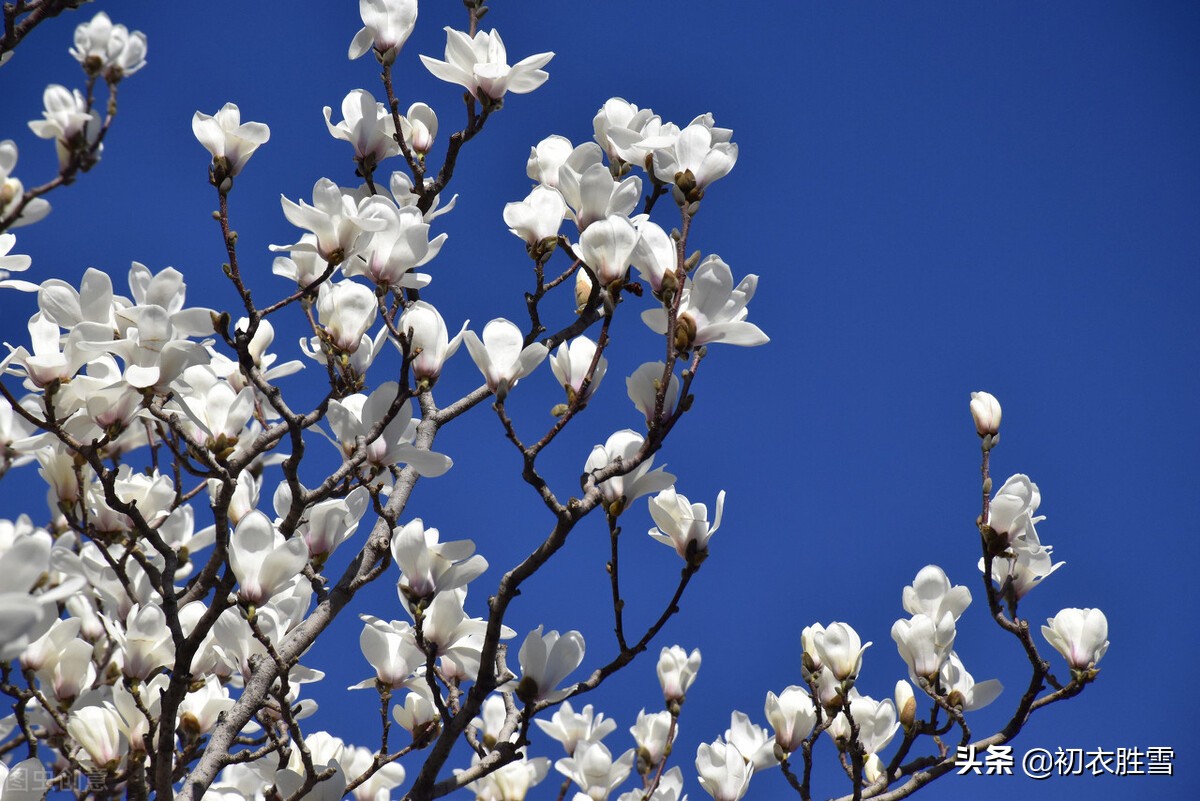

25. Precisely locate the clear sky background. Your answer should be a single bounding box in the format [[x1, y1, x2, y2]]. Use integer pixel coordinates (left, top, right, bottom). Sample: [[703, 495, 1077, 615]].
[[2, 1, 1198, 800]]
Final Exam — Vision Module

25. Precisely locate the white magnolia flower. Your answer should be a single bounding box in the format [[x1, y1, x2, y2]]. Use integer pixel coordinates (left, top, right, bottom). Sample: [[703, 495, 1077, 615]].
[[517, 626, 585, 704], [352, 614, 423, 689], [463, 318, 548, 400], [764, 686, 817, 755], [1042, 608, 1109, 670], [536, 701, 617, 756], [555, 740, 635, 801], [902, 565, 972, 623], [969, 391, 1002, 436], [642, 256, 768, 351], [891, 612, 956, 681], [344, 202, 446, 289], [987, 473, 1041, 544], [982, 526, 1064, 598], [228, 511, 309, 606], [651, 121, 738, 197], [316, 280, 377, 353], [695, 740, 752, 801], [325, 382, 453, 478], [420, 27, 554, 102], [647, 486, 725, 563], [323, 88, 399, 167], [550, 336, 606, 403], [400, 102, 438, 155], [0, 233, 34, 291], [825, 693, 899, 757], [398, 300, 467, 386], [29, 85, 102, 169], [724, 711, 777, 770], [504, 185, 567, 246], [626, 362, 680, 427], [657, 645, 701, 705], [593, 98, 660, 165], [1, 141, 51, 228], [629, 217, 676, 296], [191, 103, 270, 184], [272, 179, 390, 263], [629, 709, 673, 767], [67, 703, 126, 769], [462, 754, 551, 801], [559, 161, 641, 232], [810, 621, 871, 682], [349, 0, 418, 63], [938, 652, 1002, 711], [527, 135, 574, 187], [70, 11, 147, 81], [584, 430, 675, 515], [391, 518, 488, 603], [578, 215, 639, 286]]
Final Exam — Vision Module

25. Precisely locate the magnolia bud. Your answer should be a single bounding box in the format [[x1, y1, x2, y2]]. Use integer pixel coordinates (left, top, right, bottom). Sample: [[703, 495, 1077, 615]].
[[969, 391, 1001, 437], [896, 680, 916, 730]]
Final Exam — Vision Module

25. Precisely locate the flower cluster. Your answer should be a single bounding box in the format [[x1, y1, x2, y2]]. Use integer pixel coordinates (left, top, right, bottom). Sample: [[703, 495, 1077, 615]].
[[0, 4, 1105, 801]]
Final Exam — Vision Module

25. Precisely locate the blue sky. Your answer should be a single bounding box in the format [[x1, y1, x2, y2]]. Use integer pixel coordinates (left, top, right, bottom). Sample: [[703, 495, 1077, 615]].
[[2, 1, 1198, 799]]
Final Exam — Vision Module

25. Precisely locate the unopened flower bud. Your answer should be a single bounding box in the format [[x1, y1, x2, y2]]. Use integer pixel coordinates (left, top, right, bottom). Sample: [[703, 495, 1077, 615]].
[[969, 391, 1001, 437], [896, 680, 916, 730]]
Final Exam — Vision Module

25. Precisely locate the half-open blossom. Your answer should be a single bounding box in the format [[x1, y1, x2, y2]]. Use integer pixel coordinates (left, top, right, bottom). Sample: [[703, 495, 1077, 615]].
[[420, 28, 554, 103], [593, 98, 660, 165], [657, 645, 701, 706], [584, 430, 675, 515], [987, 474, 1041, 547], [228, 511, 309, 606], [651, 122, 738, 199], [325, 382, 453, 478], [764, 686, 817, 755], [810, 622, 870, 682], [67, 703, 125, 769], [629, 217, 676, 297], [192, 103, 269, 186], [891, 613, 955, 682], [29, 85, 102, 169], [323, 88, 399, 168], [725, 711, 777, 770], [626, 362, 680, 427], [527, 135, 574, 186], [272, 179, 390, 263], [69, 11, 147, 81], [349, 0, 418, 63], [462, 754, 551, 801], [400, 102, 438, 155], [504, 185, 567, 247], [647, 487, 724, 564], [550, 336, 606, 404], [316, 280, 377, 353], [825, 693, 898, 758], [391, 518, 487, 604], [559, 161, 640, 232], [398, 300, 466, 387], [555, 740, 635, 801], [578, 214, 639, 286], [901, 565, 971, 623], [1042, 608, 1109, 670], [536, 701, 618, 756], [629, 709, 672, 767], [352, 615, 423, 689], [517, 626, 585, 704], [1, 141, 51, 228], [642, 256, 768, 351], [463, 318, 548, 400], [939, 652, 1002, 711], [695, 740, 752, 801]]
